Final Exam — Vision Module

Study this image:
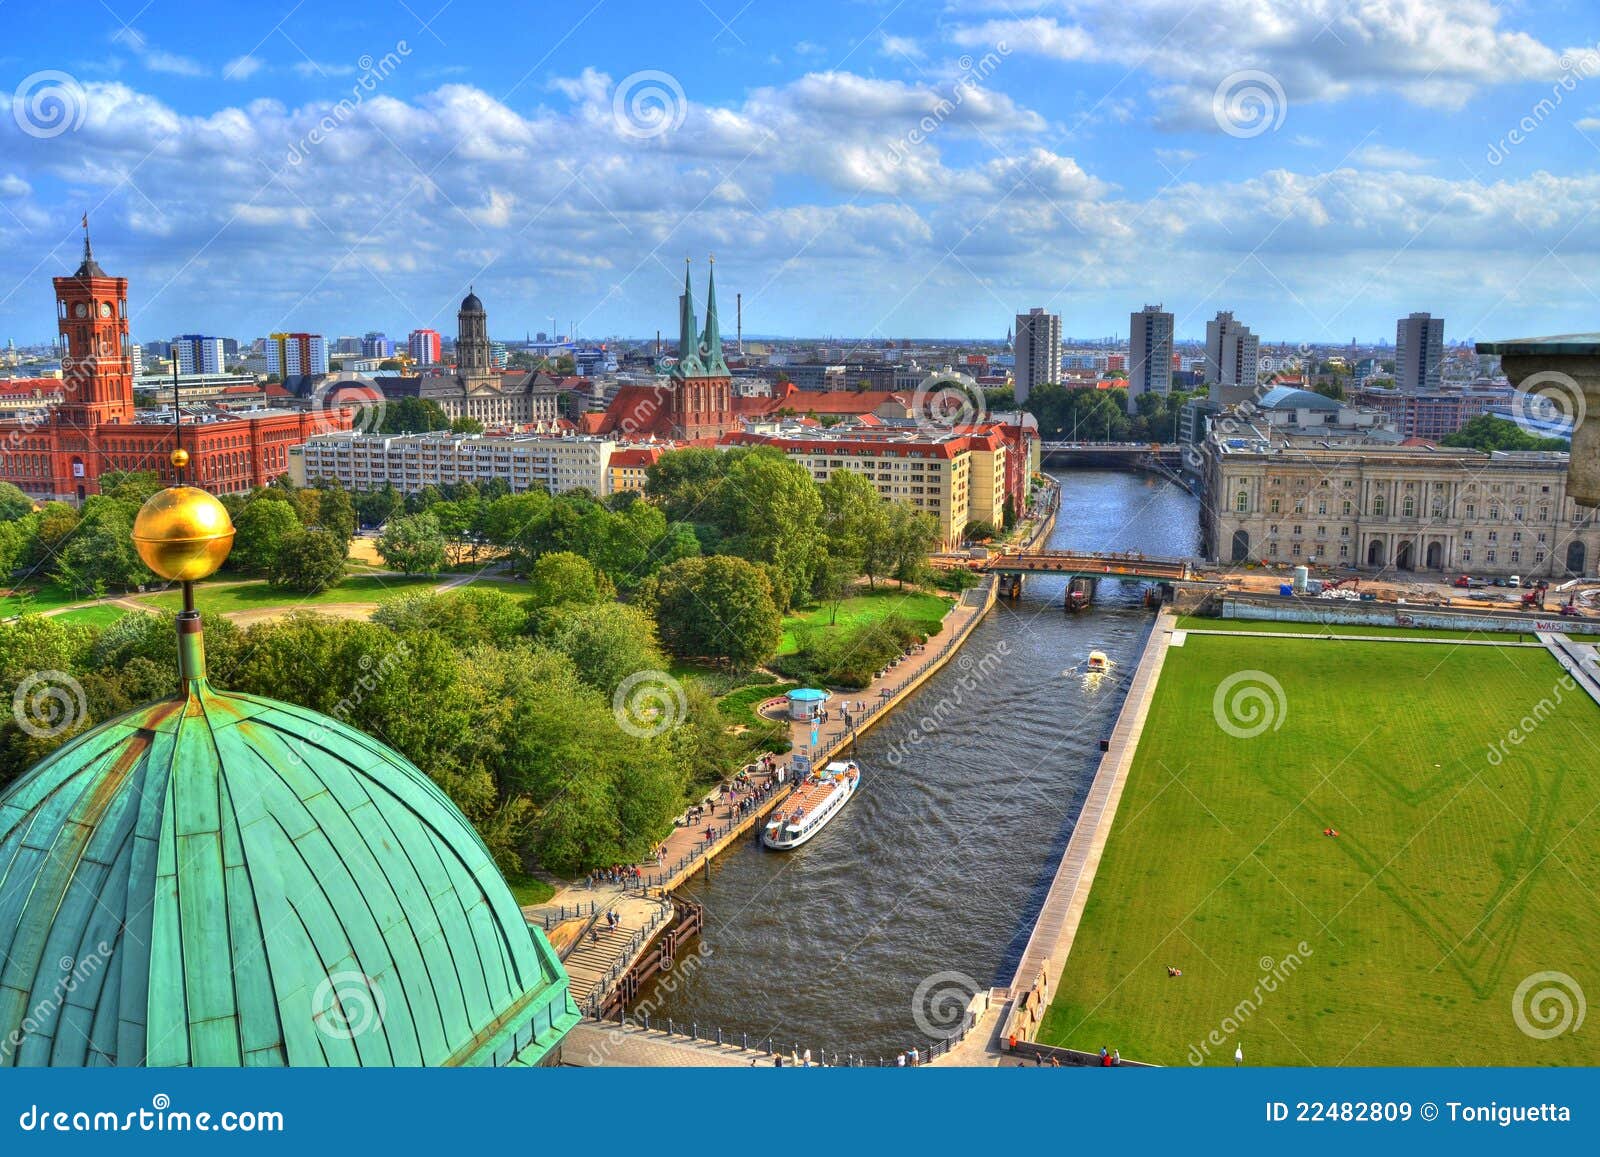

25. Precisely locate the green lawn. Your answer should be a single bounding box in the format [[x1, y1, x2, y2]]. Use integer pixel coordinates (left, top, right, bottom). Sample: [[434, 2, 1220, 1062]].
[[505, 875, 556, 907], [52, 604, 145, 629], [718, 682, 801, 729], [1040, 635, 1600, 1065], [0, 583, 85, 618], [1176, 615, 1538, 643], [134, 574, 452, 616], [777, 587, 953, 654]]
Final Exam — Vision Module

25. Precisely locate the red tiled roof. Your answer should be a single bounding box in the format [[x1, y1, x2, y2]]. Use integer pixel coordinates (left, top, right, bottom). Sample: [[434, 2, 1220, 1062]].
[[609, 447, 663, 468]]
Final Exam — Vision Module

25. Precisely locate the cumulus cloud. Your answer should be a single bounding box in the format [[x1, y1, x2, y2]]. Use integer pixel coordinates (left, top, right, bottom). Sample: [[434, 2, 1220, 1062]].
[[950, 0, 1564, 128], [223, 55, 265, 81], [110, 28, 208, 77]]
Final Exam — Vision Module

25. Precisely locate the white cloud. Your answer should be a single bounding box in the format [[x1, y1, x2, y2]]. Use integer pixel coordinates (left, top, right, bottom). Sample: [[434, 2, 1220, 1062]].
[[1353, 144, 1432, 171], [110, 28, 208, 77], [223, 55, 264, 81], [793, 41, 827, 58], [949, 0, 1564, 128], [1576, 117, 1600, 132], [880, 34, 925, 60], [292, 60, 359, 78]]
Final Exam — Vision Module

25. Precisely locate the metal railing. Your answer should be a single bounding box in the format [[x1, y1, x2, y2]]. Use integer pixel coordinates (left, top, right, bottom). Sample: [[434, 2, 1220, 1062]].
[[605, 1006, 984, 1067]]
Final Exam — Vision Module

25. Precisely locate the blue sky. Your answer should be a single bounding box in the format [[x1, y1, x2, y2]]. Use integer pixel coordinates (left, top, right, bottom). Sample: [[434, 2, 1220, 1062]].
[[3, 0, 1600, 345]]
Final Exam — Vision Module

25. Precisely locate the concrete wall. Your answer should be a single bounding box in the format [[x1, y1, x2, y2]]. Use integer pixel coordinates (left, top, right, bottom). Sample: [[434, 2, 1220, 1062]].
[[1220, 594, 1600, 636]]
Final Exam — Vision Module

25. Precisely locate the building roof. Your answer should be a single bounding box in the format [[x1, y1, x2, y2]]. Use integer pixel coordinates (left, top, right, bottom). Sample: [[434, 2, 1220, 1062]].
[[1258, 385, 1340, 411], [0, 623, 578, 1067]]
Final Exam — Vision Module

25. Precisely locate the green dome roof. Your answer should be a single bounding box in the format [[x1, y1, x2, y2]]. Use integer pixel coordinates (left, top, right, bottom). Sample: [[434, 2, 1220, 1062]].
[[0, 622, 577, 1067]]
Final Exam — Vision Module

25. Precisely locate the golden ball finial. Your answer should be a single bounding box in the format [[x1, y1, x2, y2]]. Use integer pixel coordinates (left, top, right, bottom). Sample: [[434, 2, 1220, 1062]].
[[170, 447, 190, 469], [132, 486, 235, 582]]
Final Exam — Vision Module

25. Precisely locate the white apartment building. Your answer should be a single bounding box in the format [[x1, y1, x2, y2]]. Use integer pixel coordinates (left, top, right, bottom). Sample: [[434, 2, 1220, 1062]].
[[291, 431, 619, 496], [1204, 311, 1259, 390]]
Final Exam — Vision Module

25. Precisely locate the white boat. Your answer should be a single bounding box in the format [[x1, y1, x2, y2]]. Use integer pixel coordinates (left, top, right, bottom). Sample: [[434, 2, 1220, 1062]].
[[762, 760, 861, 850]]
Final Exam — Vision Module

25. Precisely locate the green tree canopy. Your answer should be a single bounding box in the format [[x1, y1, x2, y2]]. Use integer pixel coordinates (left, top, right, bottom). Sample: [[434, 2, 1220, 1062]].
[[268, 528, 348, 593], [230, 497, 302, 576], [643, 554, 782, 669], [377, 512, 447, 575]]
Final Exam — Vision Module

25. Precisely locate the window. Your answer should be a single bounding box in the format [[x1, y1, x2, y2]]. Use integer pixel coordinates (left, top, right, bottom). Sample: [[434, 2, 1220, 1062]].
[[1463, 549, 1472, 562], [1464, 530, 1474, 542], [1465, 504, 1475, 519], [1512, 531, 1522, 543], [1317, 501, 1327, 515], [1342, 500, 1352, 516], [1341, 526, 1351, 537], [1403, 497, 1415, 517], [1490, 506, 1499, 520], [1487, 549, 1497, 562], [1514, 506, 1525, 521], [1488, 531, 1498, 543], [1270, 498, 1281, 514], [1293, 525, 1303, 536], [1372, 497, 1386, 516], [1511, 550, 1521, 563], [1339, 544, 1349, 558], [1237, 492, 1249, 512]]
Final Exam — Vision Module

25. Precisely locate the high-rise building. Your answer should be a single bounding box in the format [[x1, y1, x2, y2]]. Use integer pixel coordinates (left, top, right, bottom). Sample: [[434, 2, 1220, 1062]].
[[361, 331, 391, 358], [332, 335, 363, 355], [408, 328, 442, 365], [1396, 312, 1444, 393], [1128, 304, 1174, 414], [1204, 311, 1260, 396], [173, 334, 226, 375], [265, 332, 328, 378], [1012, 307, 1061, 403]]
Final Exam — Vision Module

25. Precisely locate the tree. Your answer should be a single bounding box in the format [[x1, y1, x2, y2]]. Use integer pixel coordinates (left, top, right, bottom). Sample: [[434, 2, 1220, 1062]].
[[450, 416, 485, 434], [963, 519, 997, 543], [378, 358, 403, 371], [316, 487, 358, 544], [819, 469, 884, 579], [373, 587, 528, 648], [538, 602, 667, 699], [645, 447, 729, 524], [885, 503, 939, 587], [230, 498, 302, 575], [716, 448, 822, 609], [354, 483, 404, 529], [1442, 413, 1569, 452], [643, 555, 782, 669], [526, 551, 611, 610], [0, 481, 35, 522], [377, 512, 447, 575], [53, 497, 148, 594], [381, 397, 452, 434], [268, 528, 348, 593], [811, 552, 856, 626]]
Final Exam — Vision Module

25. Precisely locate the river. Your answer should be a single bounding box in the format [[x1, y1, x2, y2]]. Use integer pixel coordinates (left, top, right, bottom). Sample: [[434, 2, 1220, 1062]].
[[635, 469, 1202, 1060]]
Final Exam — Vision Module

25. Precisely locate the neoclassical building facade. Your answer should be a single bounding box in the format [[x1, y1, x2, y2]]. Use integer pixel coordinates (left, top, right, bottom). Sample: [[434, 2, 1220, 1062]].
[[1204, 440, 1600, 579]]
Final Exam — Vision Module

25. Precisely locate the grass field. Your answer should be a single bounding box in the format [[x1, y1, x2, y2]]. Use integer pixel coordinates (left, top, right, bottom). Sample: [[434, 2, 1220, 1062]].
[[135, 574, 451, 616], [777, 587, 953, 654], [1039, 634, 1600, 1065], [0, 583, 84, 618], [52, 605, 145, 629], [1175, 615, 1539, 643]]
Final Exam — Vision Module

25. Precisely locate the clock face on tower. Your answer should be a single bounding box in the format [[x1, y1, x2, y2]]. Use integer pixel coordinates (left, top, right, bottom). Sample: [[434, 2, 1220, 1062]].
[[73, 303, 88, 318], [99, 302, 112, 318]]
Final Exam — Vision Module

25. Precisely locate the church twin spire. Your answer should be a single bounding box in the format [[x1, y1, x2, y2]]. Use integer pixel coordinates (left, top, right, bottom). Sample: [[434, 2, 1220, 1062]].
[[674, 258, 729, 380]]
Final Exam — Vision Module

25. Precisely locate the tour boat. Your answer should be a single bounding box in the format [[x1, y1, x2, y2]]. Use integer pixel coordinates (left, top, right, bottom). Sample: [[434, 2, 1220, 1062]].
[[762, 760, 861, 850], [1085, 650, 1110, 673]]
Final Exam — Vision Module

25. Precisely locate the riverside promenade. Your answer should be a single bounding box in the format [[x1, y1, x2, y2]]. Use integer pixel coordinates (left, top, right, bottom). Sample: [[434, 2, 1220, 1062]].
[[531, 574, 1001, 1018], [996, 607, 1177, 1052]]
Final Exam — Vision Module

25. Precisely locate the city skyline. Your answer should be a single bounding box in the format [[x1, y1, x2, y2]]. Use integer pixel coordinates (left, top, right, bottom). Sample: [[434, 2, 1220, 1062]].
[[3, 1, 1600, 344]]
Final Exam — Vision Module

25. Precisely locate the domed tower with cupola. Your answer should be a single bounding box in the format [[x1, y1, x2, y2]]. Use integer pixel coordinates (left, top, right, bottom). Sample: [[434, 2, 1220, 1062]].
[[0, 455, 579, 1066], [455, 285, 495, 387]]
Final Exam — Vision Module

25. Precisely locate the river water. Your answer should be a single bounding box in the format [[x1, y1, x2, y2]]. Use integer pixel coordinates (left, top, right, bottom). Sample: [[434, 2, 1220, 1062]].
[[636, 469, 1201, 1060]]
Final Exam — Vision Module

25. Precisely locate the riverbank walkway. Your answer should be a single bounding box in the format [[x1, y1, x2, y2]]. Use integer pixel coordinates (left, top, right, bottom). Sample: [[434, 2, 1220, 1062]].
[[1002, 608, 1176, 1046]]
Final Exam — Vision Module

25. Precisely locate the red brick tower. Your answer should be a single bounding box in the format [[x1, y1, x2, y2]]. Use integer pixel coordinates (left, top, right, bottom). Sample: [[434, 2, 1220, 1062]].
[[52, 223, 135, 432]]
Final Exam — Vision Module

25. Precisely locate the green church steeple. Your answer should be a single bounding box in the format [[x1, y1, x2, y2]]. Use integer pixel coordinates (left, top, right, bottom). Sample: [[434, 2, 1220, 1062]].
[[674, 259, 705, 378], [698, 257, 729, 377]]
